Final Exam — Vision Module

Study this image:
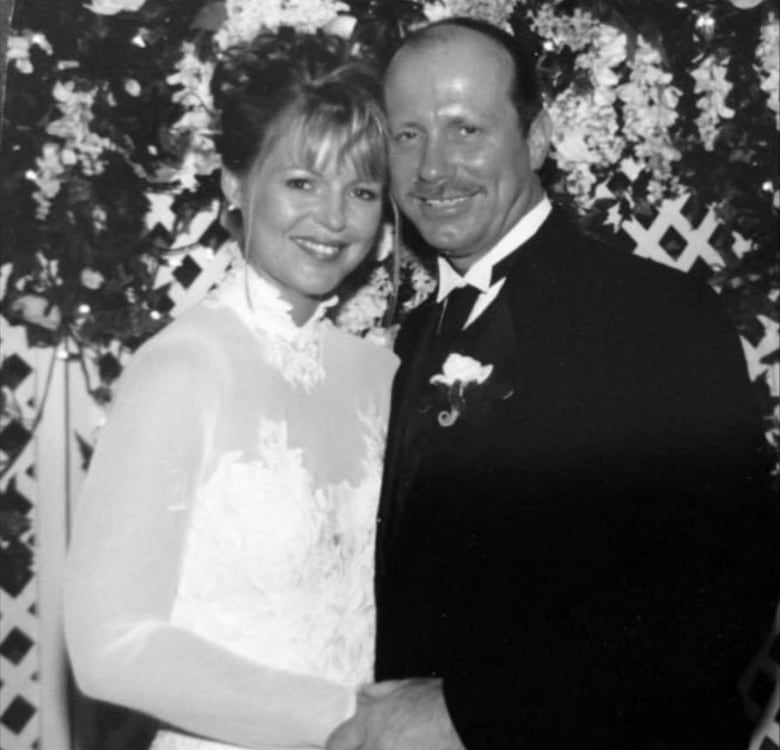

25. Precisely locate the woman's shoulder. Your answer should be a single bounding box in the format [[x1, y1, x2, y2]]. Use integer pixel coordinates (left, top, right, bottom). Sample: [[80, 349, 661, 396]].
[[120, 302, 241, 388]]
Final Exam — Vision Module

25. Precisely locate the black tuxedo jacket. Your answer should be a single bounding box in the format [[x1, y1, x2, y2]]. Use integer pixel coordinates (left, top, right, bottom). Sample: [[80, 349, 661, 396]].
[[374, 209, 776, 749]]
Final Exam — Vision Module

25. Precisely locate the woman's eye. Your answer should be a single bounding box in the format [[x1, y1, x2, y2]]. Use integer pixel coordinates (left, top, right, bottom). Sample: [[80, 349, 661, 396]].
[[286, 177, 313, 190], [352, 186, 380, 202], [393, 130, 418, 144]]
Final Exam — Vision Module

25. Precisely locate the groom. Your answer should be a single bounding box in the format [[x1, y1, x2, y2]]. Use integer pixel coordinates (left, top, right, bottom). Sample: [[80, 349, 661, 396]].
[[329, 17, 776, 750]]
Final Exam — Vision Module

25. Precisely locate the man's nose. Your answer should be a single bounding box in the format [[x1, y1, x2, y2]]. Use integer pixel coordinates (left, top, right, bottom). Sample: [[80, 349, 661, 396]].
[[418, 137, 452, 183], [317, 192, 347, 232]]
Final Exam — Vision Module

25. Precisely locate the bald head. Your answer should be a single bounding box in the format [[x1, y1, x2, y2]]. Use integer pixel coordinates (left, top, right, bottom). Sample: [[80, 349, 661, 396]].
[[387, 17, 543, 135]]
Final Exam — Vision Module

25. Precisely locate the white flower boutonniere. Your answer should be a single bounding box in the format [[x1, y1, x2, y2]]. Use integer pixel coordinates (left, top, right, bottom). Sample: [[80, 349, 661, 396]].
[[429, 353, 494, 427]]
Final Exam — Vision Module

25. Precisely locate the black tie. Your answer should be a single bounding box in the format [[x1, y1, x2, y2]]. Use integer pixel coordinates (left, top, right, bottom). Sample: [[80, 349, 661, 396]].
[[438, 284, 481, 338]]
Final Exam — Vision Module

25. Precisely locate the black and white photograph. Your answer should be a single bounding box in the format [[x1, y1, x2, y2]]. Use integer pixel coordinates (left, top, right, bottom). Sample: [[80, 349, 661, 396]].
[[0, 1, 778, 748]]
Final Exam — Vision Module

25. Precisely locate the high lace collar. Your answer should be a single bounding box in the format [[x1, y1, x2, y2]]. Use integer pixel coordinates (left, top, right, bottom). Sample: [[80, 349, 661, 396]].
[[210, 249, 338, 391]]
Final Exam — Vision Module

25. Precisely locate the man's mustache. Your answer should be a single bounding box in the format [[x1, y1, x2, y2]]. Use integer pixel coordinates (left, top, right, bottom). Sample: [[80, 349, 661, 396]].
[[409, 181, 480, 201]]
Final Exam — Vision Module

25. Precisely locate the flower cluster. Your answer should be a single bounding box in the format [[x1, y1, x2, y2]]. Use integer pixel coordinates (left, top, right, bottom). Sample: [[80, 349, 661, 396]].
[[214, 0, 349, 49], [756, 14, 780, 127], [532, 5, 683, 208], [691, 53, 735, 151], [162, 43, 220, 192], [617, 37, 682, 203], [422, 0, 516, 27], [333, 233, 436, 344], [535, 7, 627, 203], [32, 82, 117, 218], [7, 30, 52, 74]]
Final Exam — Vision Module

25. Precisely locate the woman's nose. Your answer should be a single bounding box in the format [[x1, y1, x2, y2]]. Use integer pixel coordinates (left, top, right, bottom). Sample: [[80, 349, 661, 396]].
[[317, 192, 347, 232]]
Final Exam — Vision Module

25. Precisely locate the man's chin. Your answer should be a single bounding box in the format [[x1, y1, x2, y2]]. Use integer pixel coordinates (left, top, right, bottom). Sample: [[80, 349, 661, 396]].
[[417, 222, 474, 258]]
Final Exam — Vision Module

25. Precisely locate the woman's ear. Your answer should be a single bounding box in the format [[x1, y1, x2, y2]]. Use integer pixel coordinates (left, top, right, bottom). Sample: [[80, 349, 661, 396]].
[[220, 169, 242, 210]]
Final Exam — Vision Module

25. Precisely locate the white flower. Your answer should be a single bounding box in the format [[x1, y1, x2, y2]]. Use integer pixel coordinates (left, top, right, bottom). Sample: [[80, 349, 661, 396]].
[[165, 43, 220, 191], [691, 54, 734, 150], [10, 294, 62, 330], [8, 31, 52, 74], [124, 78, 142, 97], [31, 142, 67, 218], [554, 132, 599, 164], [323, 14, 357, 38], [403, 256, 437, 313], [729, 0, 764, 8], [80, 268, 105, 290], [430, 353, 493, 388], [430, 354, 494, 427], [756, 15, 779, 126], [85, 0, 147, 15]]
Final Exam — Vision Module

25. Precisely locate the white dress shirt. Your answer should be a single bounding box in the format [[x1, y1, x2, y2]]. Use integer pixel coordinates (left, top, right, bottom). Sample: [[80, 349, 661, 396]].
[[436, 197, 552, 329]]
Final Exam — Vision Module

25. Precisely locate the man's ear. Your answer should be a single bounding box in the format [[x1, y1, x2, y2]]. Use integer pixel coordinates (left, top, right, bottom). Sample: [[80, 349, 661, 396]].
[[528, 109, 552, 171], [220, 169, 242, 209]]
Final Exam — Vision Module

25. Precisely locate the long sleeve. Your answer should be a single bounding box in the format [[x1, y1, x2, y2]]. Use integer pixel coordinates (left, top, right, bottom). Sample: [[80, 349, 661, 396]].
[[63, 338, 354, 749]]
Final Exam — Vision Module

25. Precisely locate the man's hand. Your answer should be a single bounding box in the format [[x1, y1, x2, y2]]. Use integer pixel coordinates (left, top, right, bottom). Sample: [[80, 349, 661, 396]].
[[326, 678, 465, 750]]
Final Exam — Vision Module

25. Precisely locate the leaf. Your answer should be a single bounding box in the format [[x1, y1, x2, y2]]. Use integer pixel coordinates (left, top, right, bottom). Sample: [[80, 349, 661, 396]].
[[191, 1, 226, 32]]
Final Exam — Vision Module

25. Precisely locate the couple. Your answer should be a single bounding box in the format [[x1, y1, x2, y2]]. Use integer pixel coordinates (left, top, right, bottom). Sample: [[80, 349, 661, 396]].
[[64, 17, 775, 750]]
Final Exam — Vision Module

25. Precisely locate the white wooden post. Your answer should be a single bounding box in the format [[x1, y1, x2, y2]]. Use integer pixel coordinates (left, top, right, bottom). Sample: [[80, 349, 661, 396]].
[[35, 346, 72, 750], [35, 343, 100, 750]]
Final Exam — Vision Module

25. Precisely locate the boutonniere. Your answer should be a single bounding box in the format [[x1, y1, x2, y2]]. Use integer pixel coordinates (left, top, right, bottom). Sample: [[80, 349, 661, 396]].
[[429, 353, 494, 427]]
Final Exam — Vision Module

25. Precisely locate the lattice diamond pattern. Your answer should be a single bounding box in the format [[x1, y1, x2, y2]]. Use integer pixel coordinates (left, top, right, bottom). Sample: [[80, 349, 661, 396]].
[[745, 608, 780, 750], [0, 582, 40, 750], [154, 243, 235, 319], [1, 312, 40, 750], [620, 192, 726, 273]]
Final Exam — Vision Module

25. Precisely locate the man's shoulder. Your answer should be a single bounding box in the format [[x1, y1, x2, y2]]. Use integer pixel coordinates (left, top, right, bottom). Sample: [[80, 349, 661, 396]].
[[532, 210, 713, 311]]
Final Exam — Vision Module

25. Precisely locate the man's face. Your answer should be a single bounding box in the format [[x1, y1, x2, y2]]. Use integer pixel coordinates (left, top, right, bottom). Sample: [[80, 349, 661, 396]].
[[385, 30, 549, 272]]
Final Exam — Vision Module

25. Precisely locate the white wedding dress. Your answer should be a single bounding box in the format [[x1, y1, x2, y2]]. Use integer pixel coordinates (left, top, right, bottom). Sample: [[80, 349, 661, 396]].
[[64, 258, 398, 749]]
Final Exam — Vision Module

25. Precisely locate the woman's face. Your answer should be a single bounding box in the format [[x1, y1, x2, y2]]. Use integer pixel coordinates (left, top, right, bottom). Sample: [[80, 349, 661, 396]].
[[233, 120, 384, 324]]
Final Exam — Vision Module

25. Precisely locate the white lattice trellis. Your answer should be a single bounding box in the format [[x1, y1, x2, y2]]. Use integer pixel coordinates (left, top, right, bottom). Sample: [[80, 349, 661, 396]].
[[1, 315, 42, 750], [621, 192, 725, 273]]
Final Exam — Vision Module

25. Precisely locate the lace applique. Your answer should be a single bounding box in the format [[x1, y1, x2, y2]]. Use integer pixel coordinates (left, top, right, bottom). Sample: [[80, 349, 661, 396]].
[[207, 252, 337, 392], [169, 416, 381, 690]]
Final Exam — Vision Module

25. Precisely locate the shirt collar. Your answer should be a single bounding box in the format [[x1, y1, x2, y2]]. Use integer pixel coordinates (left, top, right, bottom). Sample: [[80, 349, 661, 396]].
[[436, 197, 552, 302]]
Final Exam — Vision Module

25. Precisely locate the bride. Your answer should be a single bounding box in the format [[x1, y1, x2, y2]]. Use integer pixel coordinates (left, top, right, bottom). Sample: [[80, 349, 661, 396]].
[[64, 28, 397, 749]]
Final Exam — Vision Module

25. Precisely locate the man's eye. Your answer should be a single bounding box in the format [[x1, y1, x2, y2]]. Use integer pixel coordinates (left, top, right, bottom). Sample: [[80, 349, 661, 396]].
[[286, 177, 312, 190], [458, 125, 479, 137]]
